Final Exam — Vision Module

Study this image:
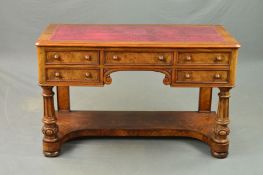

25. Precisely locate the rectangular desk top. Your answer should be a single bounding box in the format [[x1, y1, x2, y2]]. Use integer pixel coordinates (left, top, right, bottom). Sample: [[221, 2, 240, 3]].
[[36, 24, 240, 48]]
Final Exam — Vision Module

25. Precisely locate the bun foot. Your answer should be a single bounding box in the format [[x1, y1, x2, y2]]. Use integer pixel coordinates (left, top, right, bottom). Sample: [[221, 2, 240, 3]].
[[211, 150, 228, 159], [43, 150, 60, 157]]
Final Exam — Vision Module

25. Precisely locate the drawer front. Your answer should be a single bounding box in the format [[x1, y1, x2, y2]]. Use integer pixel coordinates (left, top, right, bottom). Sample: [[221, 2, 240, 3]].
[[105, 51, 173, 65], [46, 51, 99, 64], [176, 70, 228, 83], [46, 69, 100, 82], [177, 52, 230, 65]]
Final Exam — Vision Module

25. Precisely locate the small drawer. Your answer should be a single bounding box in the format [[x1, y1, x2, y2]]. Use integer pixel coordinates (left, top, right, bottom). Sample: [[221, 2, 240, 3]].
[[46, 69, 100, 82], [176, 70, 228, 83], [177, 52, 230, 65], [46, 51, 99, 64], [105, 51, 173, 65]]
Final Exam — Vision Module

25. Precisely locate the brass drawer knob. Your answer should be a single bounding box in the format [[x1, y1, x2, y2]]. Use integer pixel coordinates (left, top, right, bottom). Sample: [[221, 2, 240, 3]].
[[185, 55, 192, 61], [214, 73, 221, 79], [184, 73, 191, 79], [85, 72, 92, 78], [215, 56, 223, 62], [84, 55, 91, 60], [54, 72, 60, 78], [112, 55, 119, 60], [53, 54, 60, 59], [158, 55, 165, 61]]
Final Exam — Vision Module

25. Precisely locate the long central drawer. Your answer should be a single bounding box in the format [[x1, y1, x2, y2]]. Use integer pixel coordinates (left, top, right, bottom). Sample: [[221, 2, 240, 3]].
[[104, 51, 173, 65]]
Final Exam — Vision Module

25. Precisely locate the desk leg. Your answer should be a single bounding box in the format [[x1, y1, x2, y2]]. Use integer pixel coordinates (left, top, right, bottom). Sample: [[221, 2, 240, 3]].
[[198, 87, 212, 112], [211, 87, 231, 158], [57, 86, 70, 111], [41, 86, 60, 157]]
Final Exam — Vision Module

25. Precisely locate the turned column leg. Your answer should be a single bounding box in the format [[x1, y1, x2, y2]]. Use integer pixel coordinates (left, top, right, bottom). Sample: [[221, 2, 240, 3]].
[[211, 87, 231, 158], [41, 86, 60, 157], [198, 87, 212, 112], [57, 86, 70, 111]]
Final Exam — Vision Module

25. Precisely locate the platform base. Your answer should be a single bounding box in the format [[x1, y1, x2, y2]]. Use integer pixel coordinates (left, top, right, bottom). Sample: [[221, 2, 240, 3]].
[[43, 111, 228, 158]]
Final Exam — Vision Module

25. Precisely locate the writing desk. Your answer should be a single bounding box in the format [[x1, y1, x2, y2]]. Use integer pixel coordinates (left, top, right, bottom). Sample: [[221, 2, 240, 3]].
[[36, 24, 240, 158]]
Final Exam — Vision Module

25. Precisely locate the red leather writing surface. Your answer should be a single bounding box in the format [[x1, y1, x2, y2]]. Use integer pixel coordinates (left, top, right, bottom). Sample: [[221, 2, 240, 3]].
[[51, 25, 224, 42]]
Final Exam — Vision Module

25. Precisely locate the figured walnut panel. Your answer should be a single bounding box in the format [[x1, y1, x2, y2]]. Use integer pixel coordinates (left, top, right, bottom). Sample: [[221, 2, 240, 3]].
[[46, 51, 99, 65], [46, 69, 100, 82], [176, 70, 229, 84], [104, 51, 173, 65], [177, 52, 230, 65]]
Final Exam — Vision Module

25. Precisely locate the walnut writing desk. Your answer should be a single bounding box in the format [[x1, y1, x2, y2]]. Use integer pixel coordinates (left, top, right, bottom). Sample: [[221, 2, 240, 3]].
[[36, 24, 240, 158]]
